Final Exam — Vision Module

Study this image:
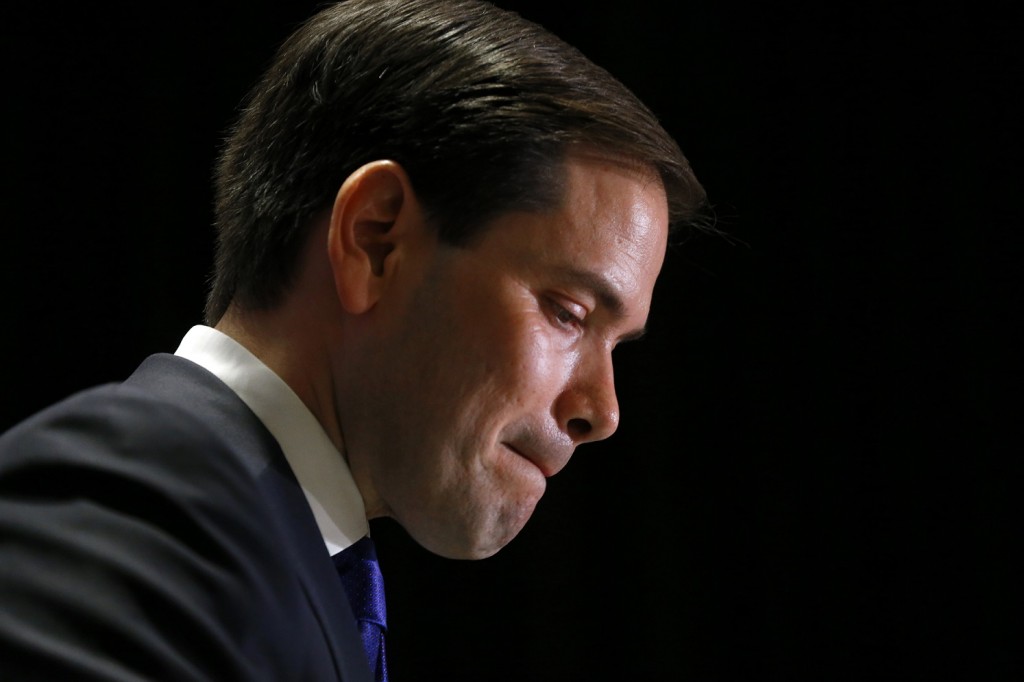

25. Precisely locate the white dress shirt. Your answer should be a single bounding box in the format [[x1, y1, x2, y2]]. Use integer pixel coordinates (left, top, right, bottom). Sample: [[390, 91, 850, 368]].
[[175, 325, 368, 556]]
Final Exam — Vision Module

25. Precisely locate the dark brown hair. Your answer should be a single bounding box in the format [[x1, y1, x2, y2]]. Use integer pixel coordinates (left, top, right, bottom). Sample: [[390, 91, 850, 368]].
[[207, 0, 705, 323]]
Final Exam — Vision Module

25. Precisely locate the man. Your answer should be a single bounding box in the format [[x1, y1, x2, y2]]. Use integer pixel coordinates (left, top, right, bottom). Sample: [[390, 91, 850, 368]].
[[0, 0, 705, 679]]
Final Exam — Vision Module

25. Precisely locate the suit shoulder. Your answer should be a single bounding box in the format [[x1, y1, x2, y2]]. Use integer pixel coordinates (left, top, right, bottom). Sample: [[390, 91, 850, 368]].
[[0, 375, 312, 679]]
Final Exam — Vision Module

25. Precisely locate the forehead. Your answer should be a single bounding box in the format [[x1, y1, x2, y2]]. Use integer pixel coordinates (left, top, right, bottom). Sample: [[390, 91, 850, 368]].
[[530, 158, 667, 269], [477, 156, 669, 316], [554, 156, 667, 237]]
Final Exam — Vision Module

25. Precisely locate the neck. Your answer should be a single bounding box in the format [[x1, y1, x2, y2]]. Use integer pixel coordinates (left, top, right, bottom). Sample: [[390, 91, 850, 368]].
[[215, 299, 346, 455]]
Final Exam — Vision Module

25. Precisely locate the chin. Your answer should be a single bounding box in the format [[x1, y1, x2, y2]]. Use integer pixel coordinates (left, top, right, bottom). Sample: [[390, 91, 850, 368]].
[[420, 523, 522, 560], [456, 527, 523, 560], [416, 535, 500, 561], [457, 544, 504, 561], [416, 503, 536, 560], [468, 498, 539, 558]]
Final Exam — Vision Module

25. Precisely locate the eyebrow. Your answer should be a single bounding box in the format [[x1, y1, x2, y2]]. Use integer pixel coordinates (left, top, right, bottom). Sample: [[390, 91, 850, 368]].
[[552, 266, 648, 343]]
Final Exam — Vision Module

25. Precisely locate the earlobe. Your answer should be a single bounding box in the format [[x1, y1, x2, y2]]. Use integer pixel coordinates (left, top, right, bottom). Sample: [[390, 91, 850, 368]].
[[327, 160, 416, 315]]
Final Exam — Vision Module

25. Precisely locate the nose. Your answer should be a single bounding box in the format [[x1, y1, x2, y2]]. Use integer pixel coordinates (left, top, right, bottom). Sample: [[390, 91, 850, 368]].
[[555, 350, 620, 445]]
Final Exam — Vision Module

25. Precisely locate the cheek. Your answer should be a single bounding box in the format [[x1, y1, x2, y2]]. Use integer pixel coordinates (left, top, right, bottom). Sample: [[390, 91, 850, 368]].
[[479, 314, 568, 412]]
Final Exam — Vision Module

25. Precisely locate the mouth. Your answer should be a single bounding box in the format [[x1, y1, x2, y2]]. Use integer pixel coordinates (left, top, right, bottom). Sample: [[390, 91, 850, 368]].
[[502, 442, 557, 478]]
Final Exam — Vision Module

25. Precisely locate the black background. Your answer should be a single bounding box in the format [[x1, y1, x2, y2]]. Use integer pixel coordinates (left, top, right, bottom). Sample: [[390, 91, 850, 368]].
[[2, 1, 1018, 680]]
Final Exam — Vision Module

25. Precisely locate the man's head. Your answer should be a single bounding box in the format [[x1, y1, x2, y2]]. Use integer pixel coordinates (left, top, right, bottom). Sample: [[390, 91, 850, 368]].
[[206, 0, 704, 324], [208, 0, 705, 559]]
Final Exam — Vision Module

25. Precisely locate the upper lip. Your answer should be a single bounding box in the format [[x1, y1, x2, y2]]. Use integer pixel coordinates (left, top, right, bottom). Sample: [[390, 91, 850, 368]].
[[504, 441, 572, 478]]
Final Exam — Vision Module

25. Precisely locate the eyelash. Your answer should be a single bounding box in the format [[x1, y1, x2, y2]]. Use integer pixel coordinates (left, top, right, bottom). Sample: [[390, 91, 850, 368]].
[[550, 300, 585, 330]]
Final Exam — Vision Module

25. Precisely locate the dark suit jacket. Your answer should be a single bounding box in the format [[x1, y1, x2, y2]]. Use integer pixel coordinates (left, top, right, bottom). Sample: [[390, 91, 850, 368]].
[[0, 354, 374, 681]]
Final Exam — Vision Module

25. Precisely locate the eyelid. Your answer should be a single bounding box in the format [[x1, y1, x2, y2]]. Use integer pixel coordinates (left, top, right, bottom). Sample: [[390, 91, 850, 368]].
[[555, 297, 588, 321], [548, 292, 589, 321], [546, 294, 588, 330]]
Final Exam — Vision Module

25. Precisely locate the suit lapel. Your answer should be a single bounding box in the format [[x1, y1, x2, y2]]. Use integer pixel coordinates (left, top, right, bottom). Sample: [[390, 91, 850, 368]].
[[256, 453, 375, 682], [127, 354, 374, 682]]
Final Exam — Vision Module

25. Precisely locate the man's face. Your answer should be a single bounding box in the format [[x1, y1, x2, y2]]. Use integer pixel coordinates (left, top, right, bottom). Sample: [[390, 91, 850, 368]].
[[345, 156, 669, 559]]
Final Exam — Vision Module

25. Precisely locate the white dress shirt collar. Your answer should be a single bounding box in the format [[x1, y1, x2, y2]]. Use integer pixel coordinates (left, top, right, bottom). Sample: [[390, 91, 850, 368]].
[[175, 325, 368, 555]]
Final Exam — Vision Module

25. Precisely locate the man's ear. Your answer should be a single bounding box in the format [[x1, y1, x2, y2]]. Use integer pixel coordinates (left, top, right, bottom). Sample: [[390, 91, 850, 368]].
[[326, 160, 421, 314]]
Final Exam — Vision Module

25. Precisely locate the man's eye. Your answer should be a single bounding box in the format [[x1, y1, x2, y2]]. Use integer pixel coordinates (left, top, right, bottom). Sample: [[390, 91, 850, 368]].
[[552, 304, 583, 328]]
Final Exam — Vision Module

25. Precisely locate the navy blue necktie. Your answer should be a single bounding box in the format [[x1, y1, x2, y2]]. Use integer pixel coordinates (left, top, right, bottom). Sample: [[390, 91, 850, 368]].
[[333, 536, 388, 681]]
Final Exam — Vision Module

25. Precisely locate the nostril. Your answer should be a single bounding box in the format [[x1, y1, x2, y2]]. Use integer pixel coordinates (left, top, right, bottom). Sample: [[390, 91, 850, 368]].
[[567, 418, 592, 440]]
